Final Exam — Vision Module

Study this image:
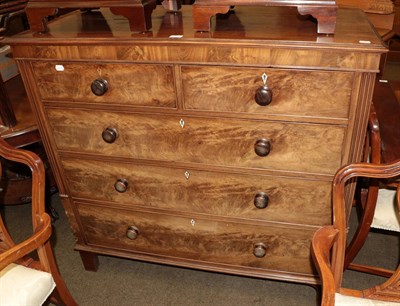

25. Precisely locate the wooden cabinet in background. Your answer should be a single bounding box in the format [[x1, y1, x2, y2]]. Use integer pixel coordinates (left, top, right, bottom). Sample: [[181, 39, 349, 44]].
[[6, 6, 386, 285]]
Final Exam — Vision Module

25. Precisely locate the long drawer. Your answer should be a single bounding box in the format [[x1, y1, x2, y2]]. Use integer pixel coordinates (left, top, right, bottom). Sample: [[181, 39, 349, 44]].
[[32, 62, 177, 108], [78, 204, 318, 276], [61, 158, 332, 225], [47, 109, 345, 174], [181, 66, 353, 119]]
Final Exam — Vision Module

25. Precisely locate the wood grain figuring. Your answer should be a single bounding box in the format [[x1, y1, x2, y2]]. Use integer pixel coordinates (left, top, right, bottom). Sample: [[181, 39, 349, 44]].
[[182, 66, 353, 118], [46, 108, 345, 174], [32, 62, 176, 107], [6, 5, 386, 283], [17, 45, 382, 72], [78, 204, 317, 275], [61, 158, 332, 225]]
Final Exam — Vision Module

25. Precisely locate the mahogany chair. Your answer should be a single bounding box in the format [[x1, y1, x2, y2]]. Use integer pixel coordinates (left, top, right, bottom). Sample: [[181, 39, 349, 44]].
[[344, 79, 400, 278], [0, 137, 77, 305], [342, 2, 400, 277], [312, 160, 400, 305]]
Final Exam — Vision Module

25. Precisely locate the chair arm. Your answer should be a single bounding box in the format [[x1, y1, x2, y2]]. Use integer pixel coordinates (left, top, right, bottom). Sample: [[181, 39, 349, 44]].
[[0, 213, 51, 271], [0, 137, 46, 219], [312, 226, 339, 306]]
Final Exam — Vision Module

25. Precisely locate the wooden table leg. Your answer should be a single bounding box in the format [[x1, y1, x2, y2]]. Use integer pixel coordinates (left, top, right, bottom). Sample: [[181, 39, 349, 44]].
[[79, 251, 99, 271]]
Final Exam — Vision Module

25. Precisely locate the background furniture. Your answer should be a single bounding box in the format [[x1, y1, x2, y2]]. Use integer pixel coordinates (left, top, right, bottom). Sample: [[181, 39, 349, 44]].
[[344, 79, 400, 278], [0, 0, 30, 139], [25, 0, 157, 33], [191, 0, 337, 33], [312, 160, 400, 305], [5, 6, 386, 285], [337, 0, 394, 36], [331, 0, 400, 283], [337, 0, 397, 75], [0, 0, 28, 35], [0, 74, 58, 209], [0, 1, 58, 217], [0, 137, 76, 305]]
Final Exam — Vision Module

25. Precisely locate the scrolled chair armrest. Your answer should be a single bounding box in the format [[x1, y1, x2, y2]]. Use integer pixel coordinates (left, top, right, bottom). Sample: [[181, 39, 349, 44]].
[[312, 225, 339, 306], [0, 213, 52, 271]]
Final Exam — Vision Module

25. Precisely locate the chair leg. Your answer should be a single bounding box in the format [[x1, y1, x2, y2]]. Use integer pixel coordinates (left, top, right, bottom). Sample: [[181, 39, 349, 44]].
[[42, 242, 78, 306], [45, 190, 59, 222]]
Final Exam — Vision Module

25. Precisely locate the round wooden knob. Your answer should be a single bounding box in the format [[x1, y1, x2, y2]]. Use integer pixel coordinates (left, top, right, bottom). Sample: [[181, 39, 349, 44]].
[[255, 85, 273, 106], [126, 226, 139, 240], [102, 127, 118, 143], [114, 179, 128, 193], [253, 243, 267, 258], [254, 139, 271, 157], [254, 192, 269, 209], [91, 78, 109, 96]]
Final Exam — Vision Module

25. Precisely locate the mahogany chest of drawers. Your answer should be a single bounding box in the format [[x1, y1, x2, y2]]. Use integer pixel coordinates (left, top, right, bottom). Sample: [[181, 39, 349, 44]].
[[7, 6, 386, 284]]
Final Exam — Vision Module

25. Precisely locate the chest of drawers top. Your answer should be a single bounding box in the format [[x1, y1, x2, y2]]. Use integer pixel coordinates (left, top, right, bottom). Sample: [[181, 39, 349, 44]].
[[7, 6, 384, 70]]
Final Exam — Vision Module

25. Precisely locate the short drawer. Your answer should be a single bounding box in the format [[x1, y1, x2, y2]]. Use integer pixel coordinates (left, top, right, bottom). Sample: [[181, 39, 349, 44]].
[[32, 62, 177, 108], [47, 109, 345, 175], [181, 66, 353, 119], [78, 204, 318, 276], [62, 158, 332, 225]]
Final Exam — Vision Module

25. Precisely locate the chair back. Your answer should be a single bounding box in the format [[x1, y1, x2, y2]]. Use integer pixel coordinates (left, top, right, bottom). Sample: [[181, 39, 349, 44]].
[[0, 137, 77, 305], [313, 160, 400, 305], [0, 136, 47, 267]]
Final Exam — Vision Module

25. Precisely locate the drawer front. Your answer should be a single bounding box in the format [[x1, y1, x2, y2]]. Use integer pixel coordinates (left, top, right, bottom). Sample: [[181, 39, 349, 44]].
[[32, 62, 177, 108], [78, 204, 317, 276], [181, 66, 353, 118], [47, 109, 345, 174], [62, 158, 332, 225]]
